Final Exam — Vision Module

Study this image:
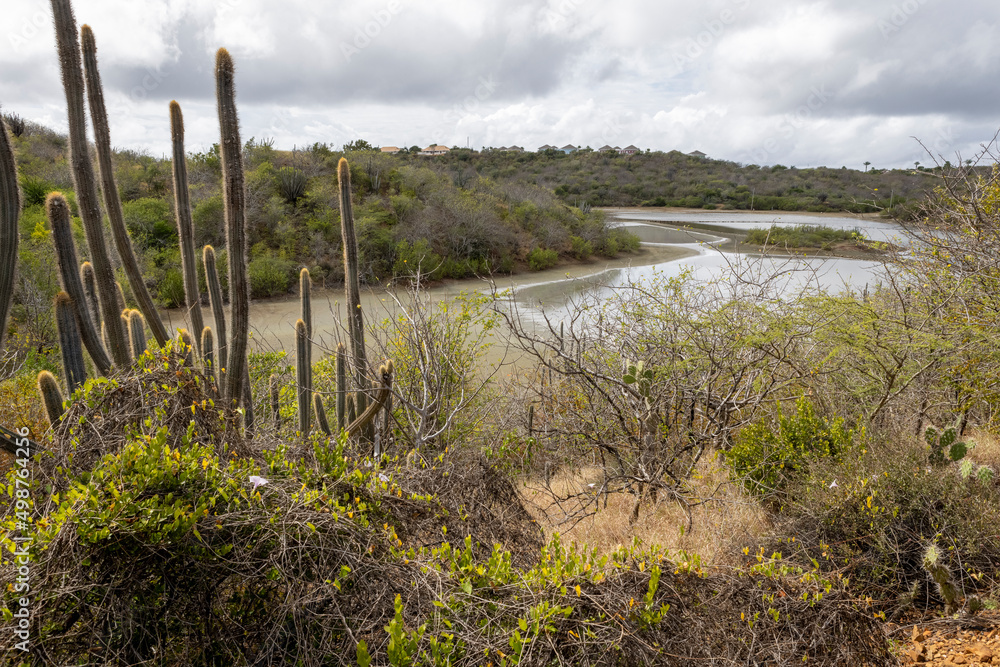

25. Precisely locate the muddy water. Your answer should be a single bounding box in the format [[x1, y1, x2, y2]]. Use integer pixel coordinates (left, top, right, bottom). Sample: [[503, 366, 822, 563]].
[[158, 208, 893, 362]]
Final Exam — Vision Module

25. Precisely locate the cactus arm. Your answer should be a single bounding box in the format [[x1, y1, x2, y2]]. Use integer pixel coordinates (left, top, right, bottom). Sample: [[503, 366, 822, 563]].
[[128, 310, 147, 361], [347, 361, 393, 438], [54, 292, 87, 394], [204, 245, 228, 392], [296, 318, 310, 434], [0, 116, 20, 352], [169, 101, 205, 352], [50, 0, 130, 368], [47, 194, 112, 375], [314, 393, 331, 436], [201, 326, 215, 386], [38, 371, 65, 426], [80, 261, 100, 330], [215, 48, 249, 407], [269, 374, 281, 427], [177, 329, 195, 367], [80, 25, 169, 347], [336, 342, 347, 429]]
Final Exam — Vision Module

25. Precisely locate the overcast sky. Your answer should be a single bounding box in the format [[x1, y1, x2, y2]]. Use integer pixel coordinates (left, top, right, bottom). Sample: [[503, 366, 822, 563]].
[[3, 0, 999, 168]]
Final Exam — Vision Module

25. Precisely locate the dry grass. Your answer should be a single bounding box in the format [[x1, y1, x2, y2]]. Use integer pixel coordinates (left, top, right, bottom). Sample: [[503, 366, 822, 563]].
[[966, 426, 1000, 472], [521, 451, 769, 565]]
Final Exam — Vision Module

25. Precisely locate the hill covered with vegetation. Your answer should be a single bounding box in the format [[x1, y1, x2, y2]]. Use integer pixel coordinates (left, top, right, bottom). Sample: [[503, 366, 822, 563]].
[[6, 116, 637, 314], [408, 145, 943, 217]]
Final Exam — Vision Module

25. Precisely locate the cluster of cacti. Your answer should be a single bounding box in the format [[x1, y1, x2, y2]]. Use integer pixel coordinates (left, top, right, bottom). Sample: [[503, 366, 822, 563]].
[[80, 24, 169, 348], [51, 0, 130, 368], [7, 0, 393, 446], [925, 424, 968, 466], [922, 543, 959, 615]]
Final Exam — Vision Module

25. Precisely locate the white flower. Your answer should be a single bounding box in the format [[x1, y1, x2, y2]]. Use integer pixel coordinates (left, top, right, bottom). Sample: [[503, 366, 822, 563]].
[[829, 480, 838, 489], [249, 475, 269, 491], [379, 473, 389, 482]]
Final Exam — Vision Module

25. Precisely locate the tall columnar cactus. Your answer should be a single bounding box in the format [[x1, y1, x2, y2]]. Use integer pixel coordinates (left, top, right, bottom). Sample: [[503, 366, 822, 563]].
[[201, 326, 215, 385], [80, 261, 100, 330], [54, 292, 87, 395], [296, 318, 310, 434], [48, 193, 112, 375], [0, 115, 20, 353], [314, 393, 331, 436], [336, 342, 347, 429], [38, 371, 65, 425], [128, 310, 147, 361], [80, 25, 169, 348], [216, 48, 249, 408], [203, 245, 228, 391], [300, 267, 312, 388], [50, 0, 130, 368], [338, 158, 368, 385], [170, 101, 205, 353]]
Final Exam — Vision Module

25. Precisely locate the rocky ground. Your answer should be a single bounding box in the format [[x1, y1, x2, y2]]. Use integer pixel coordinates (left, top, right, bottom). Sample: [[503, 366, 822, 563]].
[[896, 613, 1000, 665]]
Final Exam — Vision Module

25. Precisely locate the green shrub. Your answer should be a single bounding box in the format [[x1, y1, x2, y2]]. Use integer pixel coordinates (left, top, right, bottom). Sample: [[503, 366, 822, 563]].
[[726, 397, 854, 499], [767, 445, 1000, 605], [527, 246, 558, 271], [570, 235, 593, 260], [248, 255, 295, 298], [158, 269, 186, 308]]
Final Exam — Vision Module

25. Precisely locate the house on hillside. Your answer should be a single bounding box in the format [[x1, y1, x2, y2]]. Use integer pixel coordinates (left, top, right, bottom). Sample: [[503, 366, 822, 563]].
[[620, 145, 640, 155], [537, 144, 556, 152], [598, 145, 616, 153], [559, 144, 578, 154], [380, 146, 400, 154], [687, 150, 707, 159], [507, 145, 524, 152], [419, 145, 450, 156]]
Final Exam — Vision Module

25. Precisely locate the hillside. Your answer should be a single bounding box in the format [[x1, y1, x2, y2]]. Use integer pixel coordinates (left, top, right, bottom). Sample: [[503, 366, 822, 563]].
[[397, 146, 944, 217]]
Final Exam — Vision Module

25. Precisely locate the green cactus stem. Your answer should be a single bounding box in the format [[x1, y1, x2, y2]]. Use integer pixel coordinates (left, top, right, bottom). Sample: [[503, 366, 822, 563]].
[[128, 310, 147, 361], [216, 48, 249, 408], [346, 361, 394, 439], [54, 292, 87, 395], [80, 261, 100, 330], [338, 158, 368, 386], [296, 318, 310, 434], [269, 374, 281, 427], [336, 342, 347, 429], [177, 329, 195, 367], [203, 245, 228, 390], [347, 394, 356, 426], [923, 543, 959, 615], [80, 25, 169, 348], [314, 393, 331, 436], [300, 267, 312, 387], [38, 371, 65, 426], [201, 326, 215, 386], [50, 0, 130, 368], [47, 193, 112, 375], [242, 363, 255, 436], [169, 101, 205, 353], [0, 115, 20, 353]]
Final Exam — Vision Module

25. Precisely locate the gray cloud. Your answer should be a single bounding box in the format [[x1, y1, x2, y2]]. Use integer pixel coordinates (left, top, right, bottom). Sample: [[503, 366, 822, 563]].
[[3, 0, 999, 167]]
